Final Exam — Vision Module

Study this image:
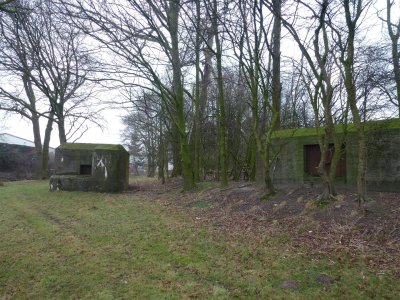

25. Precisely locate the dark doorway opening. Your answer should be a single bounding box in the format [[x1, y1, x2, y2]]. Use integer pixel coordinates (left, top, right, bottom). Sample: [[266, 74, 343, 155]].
[[80, 164, 92, 175], [304, 144, 346, 177]]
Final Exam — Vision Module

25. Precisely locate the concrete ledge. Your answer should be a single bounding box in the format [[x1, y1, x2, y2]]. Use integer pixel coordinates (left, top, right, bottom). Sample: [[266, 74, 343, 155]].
[[49, 174, 125, 193], [367, 180, 400, 193]]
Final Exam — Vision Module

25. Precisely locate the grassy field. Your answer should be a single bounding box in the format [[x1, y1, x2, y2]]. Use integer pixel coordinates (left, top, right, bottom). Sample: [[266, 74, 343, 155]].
[[0, 180, 399, 299]]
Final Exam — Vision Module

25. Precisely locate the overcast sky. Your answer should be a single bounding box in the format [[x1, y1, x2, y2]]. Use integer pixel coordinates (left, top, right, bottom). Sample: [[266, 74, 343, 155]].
[[1, 108, 126, 148], [0, 0, 398, 148]]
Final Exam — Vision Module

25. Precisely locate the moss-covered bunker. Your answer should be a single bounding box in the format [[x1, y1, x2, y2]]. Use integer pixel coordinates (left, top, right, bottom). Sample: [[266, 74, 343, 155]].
[[271, 118, 400, 192], [49, 143, 129, 192]]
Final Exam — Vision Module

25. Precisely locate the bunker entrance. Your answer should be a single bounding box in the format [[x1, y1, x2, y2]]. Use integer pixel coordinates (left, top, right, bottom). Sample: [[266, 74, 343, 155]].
[[304, 144, 346, 177], [80, 164, 92, 175]]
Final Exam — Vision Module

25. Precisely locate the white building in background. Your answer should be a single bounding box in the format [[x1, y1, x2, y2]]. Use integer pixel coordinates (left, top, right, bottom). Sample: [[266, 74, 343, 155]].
[[0, 133, 35, 147], [0, 133, 56, 180], [0, 133, 55, 153]]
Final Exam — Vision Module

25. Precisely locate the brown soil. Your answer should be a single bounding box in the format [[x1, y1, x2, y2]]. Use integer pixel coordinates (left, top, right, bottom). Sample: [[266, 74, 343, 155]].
[[128, 178, 400, 273]]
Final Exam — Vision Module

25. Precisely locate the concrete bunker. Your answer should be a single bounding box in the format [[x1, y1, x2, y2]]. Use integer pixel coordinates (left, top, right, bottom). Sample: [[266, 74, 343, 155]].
[[272, 118, 400, 192], [49, 143, 129, 192]]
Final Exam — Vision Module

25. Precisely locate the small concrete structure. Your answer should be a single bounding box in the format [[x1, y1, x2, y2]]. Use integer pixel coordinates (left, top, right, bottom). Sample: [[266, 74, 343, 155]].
[[271, 118, 400, 192], [49, 143, 129, 192]]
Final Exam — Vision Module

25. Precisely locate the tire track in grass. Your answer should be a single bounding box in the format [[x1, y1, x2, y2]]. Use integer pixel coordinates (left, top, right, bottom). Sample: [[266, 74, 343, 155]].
[[1, 189, 210, 298], [0, 198, 125, 298]]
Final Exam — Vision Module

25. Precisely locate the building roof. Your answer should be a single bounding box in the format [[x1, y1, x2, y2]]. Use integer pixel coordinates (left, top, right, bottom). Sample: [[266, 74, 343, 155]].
[[0, 133, 55, 151], [0, 133, 36, 147]]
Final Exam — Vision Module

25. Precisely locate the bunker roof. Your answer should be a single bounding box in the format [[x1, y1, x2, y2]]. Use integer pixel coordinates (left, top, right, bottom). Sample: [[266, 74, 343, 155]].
[[273, 118, 400, 139], [57, 143, 128, 153]]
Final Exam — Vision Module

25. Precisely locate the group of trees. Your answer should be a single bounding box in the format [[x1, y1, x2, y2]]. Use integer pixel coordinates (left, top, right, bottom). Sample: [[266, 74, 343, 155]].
[[0, 0, 102, 178], [115, 0, 399, 202], [1, 0, 400, 201]]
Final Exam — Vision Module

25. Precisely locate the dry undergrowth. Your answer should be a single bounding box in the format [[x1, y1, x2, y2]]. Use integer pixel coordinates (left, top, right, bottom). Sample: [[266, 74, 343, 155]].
[[129, 177, 400, 273]]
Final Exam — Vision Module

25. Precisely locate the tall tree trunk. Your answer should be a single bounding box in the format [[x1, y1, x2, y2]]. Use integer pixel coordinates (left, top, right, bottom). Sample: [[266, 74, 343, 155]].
[[200, 28, 214, 119], [343, 0, 367, 203], [263, 0, 282, 194], [193, 0, 201, 182], [171, 124, 182, 177], [271, 0, 281, 130], [281, 0, 340, 200], [169, 0, 195, 190], [199, 27, 214, 180], [22, 74, 43, 179], [212, 0, 228, 187], [158, 110, 166, 184], [392, 40, 400, 117], [248, 137, 256, 181], [41, 111, 54, 179], [317, 10, 340, 201], [386, 0, 400, 117], [231, 107, 244, 180], [31, 114, 43, 179], [249, 68, 259, 182], [58, 113, 67, 144]]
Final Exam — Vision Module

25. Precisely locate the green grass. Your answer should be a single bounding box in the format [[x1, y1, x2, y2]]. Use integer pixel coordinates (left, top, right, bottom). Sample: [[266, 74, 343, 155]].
[[0, 180, 399, 299]]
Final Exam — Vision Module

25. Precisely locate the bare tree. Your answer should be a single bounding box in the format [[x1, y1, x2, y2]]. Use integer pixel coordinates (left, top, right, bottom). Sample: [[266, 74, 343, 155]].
[[226, 0, 281, 194], [206, 0, 229, 187], [193, 0, 202, 182], [0, 0, 101, 176], [0, 0, 15, 13], [334, 0, 372, 202], [0, 2, 53, 178], [64, 0, 196, 189], [25, 1, 101, 144], [384, 0, 400, 116], [122, 91, 161, 178], [355, 44, 392, 121], [230, 0, 266, 182]]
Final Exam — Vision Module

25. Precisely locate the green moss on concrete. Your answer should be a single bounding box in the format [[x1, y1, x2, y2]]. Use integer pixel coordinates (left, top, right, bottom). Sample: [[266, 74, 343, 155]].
[[52, 143, 129, 192], [51, 174, 92, 179], [50, 174, 125, 193], [273, 118, 400, 138], [271, 118, 400, 191], [363, 118, 400, 131], [58, 143, 128, 153]]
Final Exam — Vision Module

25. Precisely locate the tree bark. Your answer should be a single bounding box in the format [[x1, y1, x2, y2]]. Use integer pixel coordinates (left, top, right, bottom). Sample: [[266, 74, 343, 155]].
[[212, 0, 228, 187], [386, 0, 400, 117], [342, 0, 367, 203], [169, 0, 195, 190], [193, 0, 201, 182], [158, 116, 166, 184], [22, 74, 43, 179], [262, 0, 282, 194], [270, 0, 281, 130], [58, 115, 67, 144], [41, 112, 54, 179], [170, 124, 182, 177], [281, 0, 341, 201]]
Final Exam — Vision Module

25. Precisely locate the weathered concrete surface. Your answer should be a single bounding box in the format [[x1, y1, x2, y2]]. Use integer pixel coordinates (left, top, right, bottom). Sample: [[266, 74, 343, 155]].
[[271, 119, 400, 192], [366, 129, 400, 192], [49, 143, 129, 192]]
